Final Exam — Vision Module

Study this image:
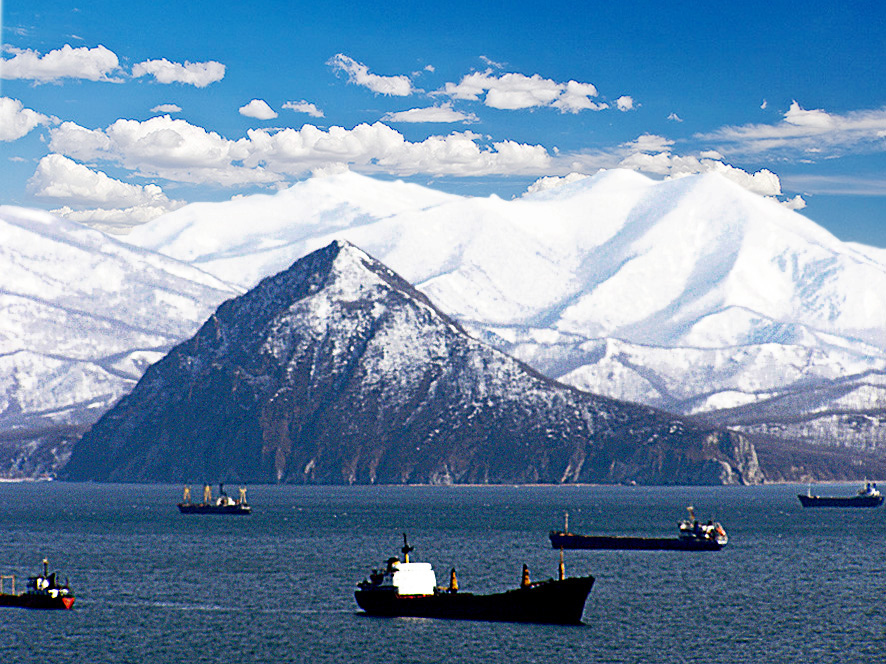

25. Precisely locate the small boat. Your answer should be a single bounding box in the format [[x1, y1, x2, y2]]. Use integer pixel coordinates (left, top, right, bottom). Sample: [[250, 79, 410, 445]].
[[0, 559, 75, 610], [177, 483, 251, 514], [797, 482, 884, 508], [549, 508, 728, 551], [354, 535, 594, 625]]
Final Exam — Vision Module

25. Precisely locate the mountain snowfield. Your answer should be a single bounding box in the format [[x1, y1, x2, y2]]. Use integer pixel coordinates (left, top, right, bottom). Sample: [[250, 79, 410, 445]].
[[0, 205, 239, 474], [3, 168, 886, 476], [125, 169, 886, 441]]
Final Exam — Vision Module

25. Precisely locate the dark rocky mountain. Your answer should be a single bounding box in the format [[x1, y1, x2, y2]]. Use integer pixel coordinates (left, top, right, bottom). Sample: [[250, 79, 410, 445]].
[[63, 241, 763, 485]]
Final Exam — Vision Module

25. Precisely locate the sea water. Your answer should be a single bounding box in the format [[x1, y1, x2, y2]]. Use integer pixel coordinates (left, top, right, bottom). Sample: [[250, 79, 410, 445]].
[[1, 482, 884, 663]]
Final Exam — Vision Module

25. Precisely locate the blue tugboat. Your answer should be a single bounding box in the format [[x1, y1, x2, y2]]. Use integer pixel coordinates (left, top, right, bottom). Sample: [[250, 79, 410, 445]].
[[0, 559, 75, 610], [177, 484, 251, 514], [355, 535, 594, 625], [798, 482, 883, 508]]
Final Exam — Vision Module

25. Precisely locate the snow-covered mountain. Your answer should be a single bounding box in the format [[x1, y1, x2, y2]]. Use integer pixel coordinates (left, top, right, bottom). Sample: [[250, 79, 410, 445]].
[[0, 205, 239, 476], [124, 170, 886, 449], [64, 241, 762, 485]]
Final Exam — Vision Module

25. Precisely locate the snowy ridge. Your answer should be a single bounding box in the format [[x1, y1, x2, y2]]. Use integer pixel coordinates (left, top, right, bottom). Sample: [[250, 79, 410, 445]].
[[0, 205, 239, 475], [124, 170, 886, 439]]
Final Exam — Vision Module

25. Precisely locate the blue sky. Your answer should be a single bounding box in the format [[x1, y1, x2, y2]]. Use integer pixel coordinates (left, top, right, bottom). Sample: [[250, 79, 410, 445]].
[[2, 0, 885, 244]]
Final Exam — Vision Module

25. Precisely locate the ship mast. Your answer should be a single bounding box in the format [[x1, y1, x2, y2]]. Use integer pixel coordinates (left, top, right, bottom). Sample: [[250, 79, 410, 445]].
[[401, 533, 414, 563]]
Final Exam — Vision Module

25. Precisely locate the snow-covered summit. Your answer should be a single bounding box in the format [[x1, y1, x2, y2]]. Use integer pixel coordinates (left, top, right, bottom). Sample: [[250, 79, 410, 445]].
[[120, 170, 886, 424]]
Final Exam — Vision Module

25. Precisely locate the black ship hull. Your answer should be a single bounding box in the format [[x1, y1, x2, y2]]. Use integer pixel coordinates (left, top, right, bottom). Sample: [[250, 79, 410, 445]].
[[549, 531, 723, 551], [797, 494, 884, 508], [0, 593, 74, 610], [177, 503, 251, 514], [355, 575, 594, 625]]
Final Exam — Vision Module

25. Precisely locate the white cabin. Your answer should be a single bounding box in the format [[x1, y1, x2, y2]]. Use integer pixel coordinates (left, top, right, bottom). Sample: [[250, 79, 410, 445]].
[[384, 561, 436, 596]]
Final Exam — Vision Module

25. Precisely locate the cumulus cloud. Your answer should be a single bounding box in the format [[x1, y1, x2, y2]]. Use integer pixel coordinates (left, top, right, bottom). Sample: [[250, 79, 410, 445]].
[[440, 70, 607, 113], [667, 112, 683, 122], [0, 97, 51, 141], [244, 124, 551, 176], [524, 172, 590, 195], [781, 194, 806, 210], [151, 104, 182, 113], [0, 44, 121, 83], [698, 101, 886, 157], [614, 134, 783, 197], [239, 99, 278, 120], [328, 54, 414, 96], [28, 154, 184, 229], [49, 115, 275, 186], [382, 103, 478, 124], [132, 58, 225, 87], [47, 115, 552, 185], [615, 96, 634, 112], [282, 100, 324, 118]]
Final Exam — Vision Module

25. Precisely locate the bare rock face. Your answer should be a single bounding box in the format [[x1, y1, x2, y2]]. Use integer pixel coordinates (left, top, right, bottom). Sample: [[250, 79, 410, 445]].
[[63, 241, 761, 485]]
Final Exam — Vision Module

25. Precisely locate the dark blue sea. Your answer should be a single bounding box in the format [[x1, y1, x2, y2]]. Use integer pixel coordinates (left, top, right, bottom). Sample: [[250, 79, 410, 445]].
[[2, 482, 884, 663]]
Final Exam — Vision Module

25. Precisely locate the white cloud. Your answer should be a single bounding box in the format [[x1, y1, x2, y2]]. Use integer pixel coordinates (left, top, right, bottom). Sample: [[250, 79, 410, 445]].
[[151, 104, 182, 114], [239, 99, 278, 120], [49, 116, 274, 186], [524, 172, 590, 195], [667, 112, 683, 122], [132, 58, 225, 87], [0, 44, 121, 83], [780, 174, 886, 196], [0, 97, 51, 141], [28, 154, 185, 229], [761, 99, 768, 110], [244, 123, 551, 176], [622, 134, 674, 153], [615, 96, 634, 112], [441, 70, 607, 113], [781, 194, 807, 210], [618, 150, 783, 197], [328, 54, 414, 96], [698, 101, 886, 157], [282, 100, 324, 118], [559, 134, 789, 200], [47, 115, 552, 185], [382, 103, 478, 124], [479, 56, 505, 69]]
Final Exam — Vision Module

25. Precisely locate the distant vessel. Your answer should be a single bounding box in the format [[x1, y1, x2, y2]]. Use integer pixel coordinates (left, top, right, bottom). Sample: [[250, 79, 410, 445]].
[[549, 508, 728, 551], [354, 535, 594, 625], [0, 559, 75, 610], [177, 483, 251, 514], [798, 482, 884, 508]]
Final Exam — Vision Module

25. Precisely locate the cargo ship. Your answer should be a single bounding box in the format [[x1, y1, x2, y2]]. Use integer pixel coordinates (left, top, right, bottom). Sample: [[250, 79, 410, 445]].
[[798, 482, 883, 508], [355, 535, 594, 625], [549, 508, 728, 551], [177, 484, 251, 514], [0, 559, 74, 610]]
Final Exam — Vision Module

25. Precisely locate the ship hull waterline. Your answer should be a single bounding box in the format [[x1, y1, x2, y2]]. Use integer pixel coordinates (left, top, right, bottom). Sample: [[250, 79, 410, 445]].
[[549, 532, 723, 551], [0, 594, 75, 610], [355, 575, 594, 625], [797, 495, 884, 508], [177, 504, 251, 515]]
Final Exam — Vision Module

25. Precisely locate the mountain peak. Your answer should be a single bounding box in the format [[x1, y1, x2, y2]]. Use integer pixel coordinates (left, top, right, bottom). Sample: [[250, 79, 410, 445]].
[[63, 241, 760, 485]]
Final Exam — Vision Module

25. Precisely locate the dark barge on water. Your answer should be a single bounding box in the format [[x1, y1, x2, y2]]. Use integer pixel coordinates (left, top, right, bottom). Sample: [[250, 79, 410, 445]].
[[549, 508, 728, 552], [798, 482, 883, 508], [355, 535, 594, 625], [177, 484, 251, 514], [0, 559, 74, 610]]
